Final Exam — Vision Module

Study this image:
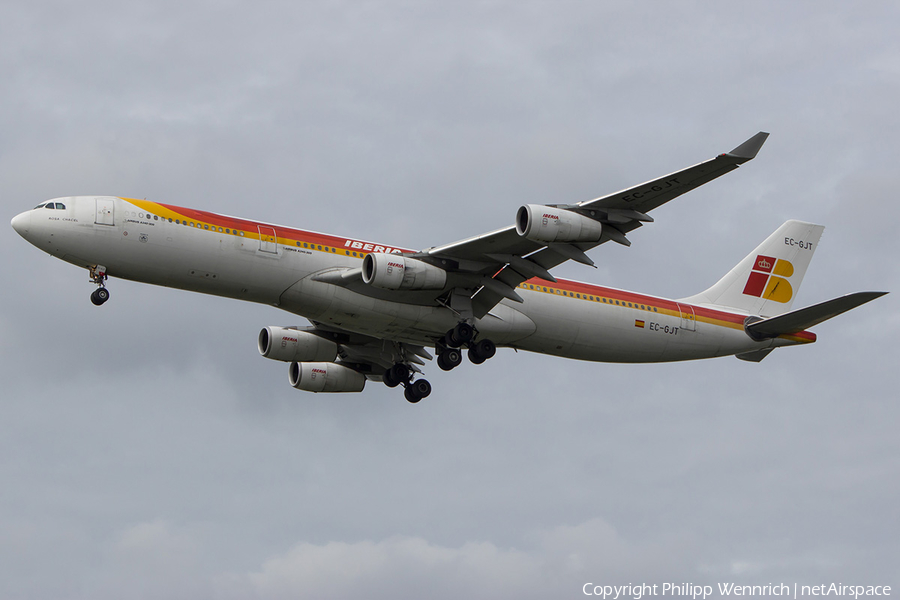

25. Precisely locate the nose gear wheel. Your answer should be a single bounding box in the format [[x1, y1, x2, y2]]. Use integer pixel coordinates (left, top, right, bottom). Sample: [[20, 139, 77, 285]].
[[88, 265, 109, 305]]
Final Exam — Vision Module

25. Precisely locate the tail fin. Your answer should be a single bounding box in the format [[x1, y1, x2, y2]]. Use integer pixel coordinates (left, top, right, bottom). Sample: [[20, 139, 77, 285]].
[[681, 220, 824, 317]]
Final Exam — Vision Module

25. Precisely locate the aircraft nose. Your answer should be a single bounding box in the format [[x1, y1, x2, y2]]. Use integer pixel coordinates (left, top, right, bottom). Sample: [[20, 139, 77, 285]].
[[11, 210, 31, 238]]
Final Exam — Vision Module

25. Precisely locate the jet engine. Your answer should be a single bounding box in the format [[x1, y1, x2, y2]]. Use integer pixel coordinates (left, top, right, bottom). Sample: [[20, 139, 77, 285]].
[[288, 361, 366, 393], [515, 204, 604, 244], [259, 326, 338, 362], [362, 253, 447, 291]]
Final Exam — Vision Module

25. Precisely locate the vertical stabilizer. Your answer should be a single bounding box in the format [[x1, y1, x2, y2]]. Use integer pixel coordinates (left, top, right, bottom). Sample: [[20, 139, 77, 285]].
[[680, 220, 824, 317]]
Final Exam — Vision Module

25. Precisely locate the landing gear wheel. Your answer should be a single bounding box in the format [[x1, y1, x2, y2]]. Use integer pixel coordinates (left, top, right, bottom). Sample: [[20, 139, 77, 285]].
[[447, 322, 474, 347], [404, 386, 422, 403], [404, 379, 432, 403], [468, 338, 496, 364], [90, 287, 110, 306], [468, 348, 485, 365], [437, 348, 462, 371], [383, 363, 411, 388]]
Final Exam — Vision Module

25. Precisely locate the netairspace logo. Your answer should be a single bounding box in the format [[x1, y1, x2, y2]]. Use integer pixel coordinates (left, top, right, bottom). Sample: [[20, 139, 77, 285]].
[[582, 582, 892, 599]]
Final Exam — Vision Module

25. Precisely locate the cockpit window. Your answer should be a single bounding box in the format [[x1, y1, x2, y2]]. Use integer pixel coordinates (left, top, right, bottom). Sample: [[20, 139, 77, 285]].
[[34, 203, 46, 209], [44, 203, 55, 209], [55, 203, 66, 210]]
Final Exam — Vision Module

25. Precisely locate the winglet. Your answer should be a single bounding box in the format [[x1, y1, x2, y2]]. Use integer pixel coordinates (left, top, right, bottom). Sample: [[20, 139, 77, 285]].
[[726, 131, 770, 161]]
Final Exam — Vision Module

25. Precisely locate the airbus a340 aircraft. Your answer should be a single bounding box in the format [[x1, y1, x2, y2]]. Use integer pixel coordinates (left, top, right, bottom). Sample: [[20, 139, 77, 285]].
[[11, 132, 886, 402]]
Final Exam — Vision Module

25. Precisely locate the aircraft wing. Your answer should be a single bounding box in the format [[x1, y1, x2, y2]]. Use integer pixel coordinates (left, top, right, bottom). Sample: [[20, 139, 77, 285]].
[[414, 132, 769, 317]]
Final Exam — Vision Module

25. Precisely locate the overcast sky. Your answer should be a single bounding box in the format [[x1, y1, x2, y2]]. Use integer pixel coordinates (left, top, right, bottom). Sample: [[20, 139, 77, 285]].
[[1, 2, 898, 598]]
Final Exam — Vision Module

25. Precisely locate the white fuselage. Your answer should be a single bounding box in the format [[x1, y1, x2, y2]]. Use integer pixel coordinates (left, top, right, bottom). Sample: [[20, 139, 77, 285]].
[[11, 196, 812, 363]]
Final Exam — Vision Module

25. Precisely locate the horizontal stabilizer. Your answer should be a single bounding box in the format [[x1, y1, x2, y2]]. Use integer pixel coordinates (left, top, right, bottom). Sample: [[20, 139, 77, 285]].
[[746, 291, 887, 339]]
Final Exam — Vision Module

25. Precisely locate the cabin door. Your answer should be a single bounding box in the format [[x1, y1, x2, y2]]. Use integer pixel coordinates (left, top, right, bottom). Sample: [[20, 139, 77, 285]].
[[95, 198, 115, 226], [258, 226, 278, 254]]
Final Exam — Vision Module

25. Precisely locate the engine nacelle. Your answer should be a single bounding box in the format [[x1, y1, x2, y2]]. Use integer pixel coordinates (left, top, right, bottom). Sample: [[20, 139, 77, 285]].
[[362, 253, 447, 291], [515, 204, 604, 244], [259, 326, 338, 362], [288, 362, 366, 393]]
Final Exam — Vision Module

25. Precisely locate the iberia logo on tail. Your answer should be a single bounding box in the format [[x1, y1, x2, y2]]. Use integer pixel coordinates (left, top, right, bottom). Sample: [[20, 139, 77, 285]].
[[742, 254, 794, 303]]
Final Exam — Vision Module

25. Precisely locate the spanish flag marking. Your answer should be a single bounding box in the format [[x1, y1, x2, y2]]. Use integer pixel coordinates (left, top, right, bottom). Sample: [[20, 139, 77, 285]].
[[635, 320, 645, 328]]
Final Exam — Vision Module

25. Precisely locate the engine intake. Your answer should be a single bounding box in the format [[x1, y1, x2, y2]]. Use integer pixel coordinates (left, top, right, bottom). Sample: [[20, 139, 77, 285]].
[[362, 253, 447, 291], [289, 362, 366, 393], [259, 327, 338, 362], [515, 204, 604, 244]]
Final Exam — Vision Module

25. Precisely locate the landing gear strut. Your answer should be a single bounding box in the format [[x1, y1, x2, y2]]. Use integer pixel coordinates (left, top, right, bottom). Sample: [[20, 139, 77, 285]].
[[89, 265, 109, 306]]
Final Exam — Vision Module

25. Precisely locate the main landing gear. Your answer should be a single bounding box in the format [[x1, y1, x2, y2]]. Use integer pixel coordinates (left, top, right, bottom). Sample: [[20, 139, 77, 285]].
[[386, 322, 498, 404], [437, 322, 496, 370], [382, 362, 432, 403], [89, 265, 110, 306]]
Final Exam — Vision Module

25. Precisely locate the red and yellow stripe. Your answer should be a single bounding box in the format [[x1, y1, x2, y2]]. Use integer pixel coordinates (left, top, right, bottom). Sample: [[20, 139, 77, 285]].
[[120, 198, 816, 345]]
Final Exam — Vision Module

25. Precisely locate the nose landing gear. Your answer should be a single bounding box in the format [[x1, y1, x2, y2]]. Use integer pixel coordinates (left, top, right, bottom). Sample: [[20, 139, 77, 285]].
[[89, 265, 109, 306]]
